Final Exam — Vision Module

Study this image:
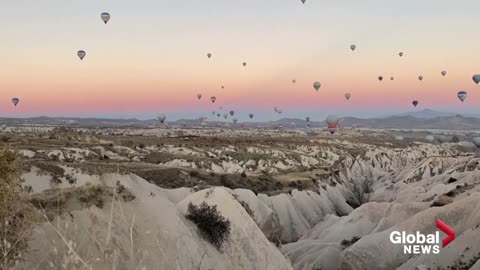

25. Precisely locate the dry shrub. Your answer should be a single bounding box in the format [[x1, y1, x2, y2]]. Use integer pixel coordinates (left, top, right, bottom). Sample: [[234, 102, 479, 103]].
[[185, 202, 231, 250], [0, 149, 35, 268], [76, 182, 105, 208]]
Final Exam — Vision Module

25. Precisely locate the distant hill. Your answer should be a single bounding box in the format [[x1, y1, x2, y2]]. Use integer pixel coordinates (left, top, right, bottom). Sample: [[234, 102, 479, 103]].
[[3, 113, 480, 130], [341, 115, 480, 130], [393, 109, 458, 119]]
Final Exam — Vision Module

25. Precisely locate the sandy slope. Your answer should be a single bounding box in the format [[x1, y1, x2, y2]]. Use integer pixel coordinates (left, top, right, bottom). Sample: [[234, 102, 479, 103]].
[[16, 174, 292, 270]]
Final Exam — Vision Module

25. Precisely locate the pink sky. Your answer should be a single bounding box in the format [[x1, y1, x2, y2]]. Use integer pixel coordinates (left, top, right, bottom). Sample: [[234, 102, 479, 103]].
[[1, 0, 480, 118]]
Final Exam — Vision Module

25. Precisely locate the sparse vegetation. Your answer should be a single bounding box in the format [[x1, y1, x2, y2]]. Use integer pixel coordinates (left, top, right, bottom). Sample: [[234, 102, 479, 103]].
[[238, 200, 254, 218], [77, 182, 106, 208], [0, 136, 11, 143], [341, 236, 361, 248], [186, 202, 231, 250], [0, 149, 35, 268]]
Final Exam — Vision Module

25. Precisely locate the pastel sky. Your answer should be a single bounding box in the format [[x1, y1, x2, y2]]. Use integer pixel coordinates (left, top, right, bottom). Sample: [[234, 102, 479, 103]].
[[1, 0, 480, 121]]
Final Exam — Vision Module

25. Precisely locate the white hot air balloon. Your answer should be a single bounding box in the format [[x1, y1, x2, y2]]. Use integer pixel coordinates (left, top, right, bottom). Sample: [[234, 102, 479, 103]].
[[197, 93, 202, 100], [326, 115, 340, 134], [77, 50, 86, 60], [223, 113, 228, 120], [100, 12, 111, 24], [313, 81, 321, 91], [345, 93, 351, 100], [233, 118, 238, 124], [11, 97, 19, 107], [157, 114, 166, 124]]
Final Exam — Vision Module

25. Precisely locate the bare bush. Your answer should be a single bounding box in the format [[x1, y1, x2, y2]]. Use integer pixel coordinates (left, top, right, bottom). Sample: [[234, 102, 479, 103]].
[[185, 202, 231, 250]]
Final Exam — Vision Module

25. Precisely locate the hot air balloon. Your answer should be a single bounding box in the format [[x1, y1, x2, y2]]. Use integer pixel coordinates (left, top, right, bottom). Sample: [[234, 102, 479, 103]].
[[345, 93, 351, 100], [425, 135, 435, 142], [306, 117, 310, 122], [157, 114, 166, 124], [472, 137, 480, 148], [390, 77, 395, 81], [313, 81, 321, 91], [412, 100, 419, 107], [197, 93, 202, 100], [249, 113, 254, 119], [210, 96, 216, 103], [217, 113, 221, 118], [211, 111, 216, 116], [473, 74, 480, 84], [221, 85, 225, 89], [292, 79, 296, 84], [243, 62, 247, 67], [77, 50, 86, 60], [274, 107, 278, 113], [233, 118, 238, 124], [418, 76, 423, 81], [441, 71, 447, 77], [326, 115, 340, 135], [207, 53, 212, 59], [457, 91, 468, 102], [100, 12, 111, 24], [378, 76, 383, 81], [11, 98, 19, 107], [229, 110, 235, 116], [399, 52, 404, 57], [223, 113, 228, 120], [301, 0, 306, 3], [350, 44, 356, 51]]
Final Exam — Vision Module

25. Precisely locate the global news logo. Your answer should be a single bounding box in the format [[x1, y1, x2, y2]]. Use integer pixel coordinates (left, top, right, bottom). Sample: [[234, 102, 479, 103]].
[[390, 218, 455, 254]]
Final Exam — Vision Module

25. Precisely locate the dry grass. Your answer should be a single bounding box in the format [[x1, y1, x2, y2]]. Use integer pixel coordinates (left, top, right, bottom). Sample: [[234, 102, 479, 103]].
[[0, 149, 36, 269]]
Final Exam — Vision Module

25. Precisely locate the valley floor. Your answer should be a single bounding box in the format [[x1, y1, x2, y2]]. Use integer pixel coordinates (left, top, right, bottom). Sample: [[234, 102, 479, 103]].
[[1, 126, 480, 270]]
